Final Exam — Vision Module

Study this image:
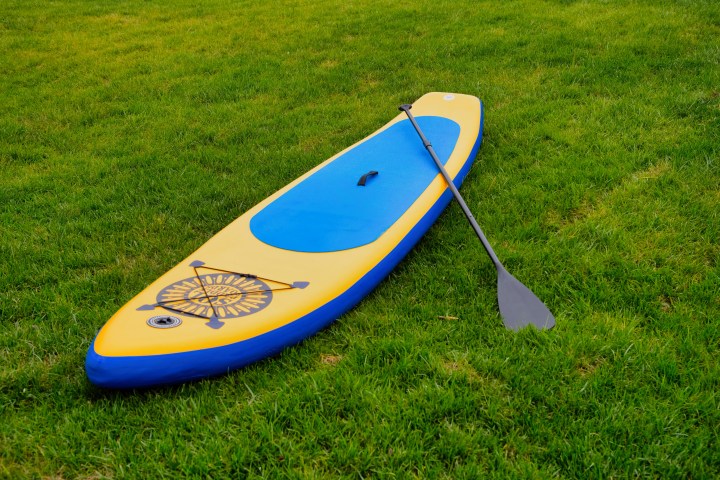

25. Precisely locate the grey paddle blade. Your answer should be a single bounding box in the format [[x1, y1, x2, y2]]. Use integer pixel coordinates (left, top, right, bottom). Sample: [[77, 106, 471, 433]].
[[497, 267, 555, 331]]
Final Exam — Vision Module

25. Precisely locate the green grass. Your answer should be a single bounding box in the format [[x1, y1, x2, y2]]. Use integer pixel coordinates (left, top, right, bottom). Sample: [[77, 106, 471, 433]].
[[1, 0, 719, 477]]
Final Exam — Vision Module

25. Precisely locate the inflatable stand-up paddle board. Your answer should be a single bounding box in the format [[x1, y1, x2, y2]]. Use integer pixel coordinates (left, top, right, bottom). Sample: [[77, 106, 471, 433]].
[[86, 92, 484, 388]]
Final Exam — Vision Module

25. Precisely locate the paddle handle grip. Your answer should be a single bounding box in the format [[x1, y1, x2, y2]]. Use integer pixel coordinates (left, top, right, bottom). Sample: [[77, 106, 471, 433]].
[[399, 104, 502, 268]]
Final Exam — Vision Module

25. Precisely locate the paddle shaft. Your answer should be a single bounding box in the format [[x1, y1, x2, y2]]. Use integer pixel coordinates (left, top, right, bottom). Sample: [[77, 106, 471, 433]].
[[399, 105, 501, 269]]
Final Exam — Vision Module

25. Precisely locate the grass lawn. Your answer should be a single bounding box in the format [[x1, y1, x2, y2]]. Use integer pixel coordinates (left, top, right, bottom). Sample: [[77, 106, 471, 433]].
[[1, 0, 719, 477]]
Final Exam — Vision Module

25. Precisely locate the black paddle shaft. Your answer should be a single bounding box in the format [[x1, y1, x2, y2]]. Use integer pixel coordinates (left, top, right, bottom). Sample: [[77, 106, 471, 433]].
[[398, 104, 501, 269], [399, 103, 555, 331]]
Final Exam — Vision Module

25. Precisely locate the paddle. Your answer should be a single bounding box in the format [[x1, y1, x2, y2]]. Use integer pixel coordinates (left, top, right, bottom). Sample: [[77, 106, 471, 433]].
[[399, 103, 555, 331]]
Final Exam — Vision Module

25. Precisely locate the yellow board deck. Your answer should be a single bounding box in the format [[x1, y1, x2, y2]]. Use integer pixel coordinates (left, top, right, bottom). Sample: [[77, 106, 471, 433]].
[[86, 92, 484, 388]]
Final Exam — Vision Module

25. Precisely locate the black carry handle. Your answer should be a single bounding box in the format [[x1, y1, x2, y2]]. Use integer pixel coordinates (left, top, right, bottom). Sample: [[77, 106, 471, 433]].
[[357, 170, 379, 186]]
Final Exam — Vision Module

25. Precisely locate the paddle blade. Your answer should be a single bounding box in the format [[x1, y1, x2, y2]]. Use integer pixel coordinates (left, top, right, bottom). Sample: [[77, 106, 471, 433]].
[[497, 268, 555, 331]]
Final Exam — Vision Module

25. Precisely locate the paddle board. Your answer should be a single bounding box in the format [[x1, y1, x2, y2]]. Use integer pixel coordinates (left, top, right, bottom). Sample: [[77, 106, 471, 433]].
[[86, 92, 484, 388]]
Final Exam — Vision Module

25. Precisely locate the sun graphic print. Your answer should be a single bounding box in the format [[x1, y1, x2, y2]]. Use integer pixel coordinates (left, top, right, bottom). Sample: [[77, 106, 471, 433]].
[[156, 273, 273, 320]]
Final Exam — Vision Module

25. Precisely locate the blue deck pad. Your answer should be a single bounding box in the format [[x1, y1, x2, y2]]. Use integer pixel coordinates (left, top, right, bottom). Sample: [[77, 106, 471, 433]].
[[250, 117, 461, 252]]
